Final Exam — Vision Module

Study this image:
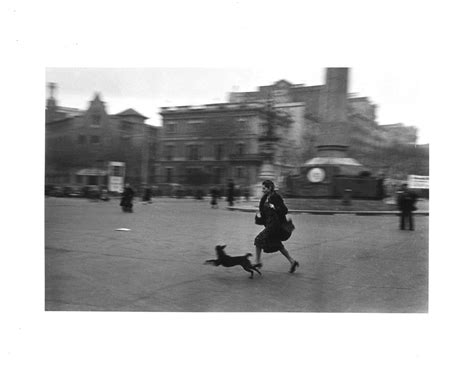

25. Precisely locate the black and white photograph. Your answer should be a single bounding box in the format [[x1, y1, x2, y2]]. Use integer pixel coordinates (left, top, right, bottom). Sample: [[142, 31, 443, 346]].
[[4, 1, 474, 376], [44, 67, 429, 313]]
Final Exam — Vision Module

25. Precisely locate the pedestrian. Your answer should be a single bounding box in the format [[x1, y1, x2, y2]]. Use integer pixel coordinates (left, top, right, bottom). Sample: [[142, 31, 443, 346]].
[[253, 180, 299, 273], [227, 179, 235, 206], [100, 186, 110, 201], [142, 186, 152, 203], [397, 183, 417, 230], [120, 183, 135, 212], [244, 188, 250, 201], [210, 186, 219, 209]]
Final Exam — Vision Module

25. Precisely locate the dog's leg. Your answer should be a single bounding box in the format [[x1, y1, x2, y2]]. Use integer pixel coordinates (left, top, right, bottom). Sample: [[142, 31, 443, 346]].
[[242, 266, 254, 279], [252, 266, 262, 275]]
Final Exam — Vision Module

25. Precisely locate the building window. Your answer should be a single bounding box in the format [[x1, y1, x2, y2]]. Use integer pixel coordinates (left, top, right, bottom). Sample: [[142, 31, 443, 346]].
[[187, 145, 201, 160], [236, 166, 244, 179], [91, 114, 101, 127], [90, 135, 100, 144], [215, 144, 224, 160], [121, 121, 132, 132], [187, 120, 203, 130], [212, 167, 222, 184], [112, 166, 124, 177], [166, 123, 177, 134], [238, 118, 247, 128], [237, 143, 245, 155], [78, 135, 86, 144], [165, 145, 175, 161], [166, 168, 173, 183], [88, 176, 99, 185]]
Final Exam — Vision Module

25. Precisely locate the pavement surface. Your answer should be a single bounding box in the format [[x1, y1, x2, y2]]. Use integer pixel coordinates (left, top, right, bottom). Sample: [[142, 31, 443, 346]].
[[45, 197, 429, 312]]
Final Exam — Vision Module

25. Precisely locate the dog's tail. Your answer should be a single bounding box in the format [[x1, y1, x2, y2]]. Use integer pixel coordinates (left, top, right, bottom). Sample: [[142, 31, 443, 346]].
[[245, 253, 252, 258]]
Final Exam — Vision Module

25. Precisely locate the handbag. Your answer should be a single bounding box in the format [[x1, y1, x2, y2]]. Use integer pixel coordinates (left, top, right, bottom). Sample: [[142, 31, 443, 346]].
[[279, 217, 295, 241], [255, 214, 265, 225]]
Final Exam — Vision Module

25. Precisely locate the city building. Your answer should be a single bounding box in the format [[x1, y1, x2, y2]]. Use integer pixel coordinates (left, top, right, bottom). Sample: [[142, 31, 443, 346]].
[[157, 68, 421, 193], [230, 69, 418, 151], [46, 68, 422, 196], [157, 103, 265, 192], [45, 83, 158, 191], [158, 91, 307, 192]]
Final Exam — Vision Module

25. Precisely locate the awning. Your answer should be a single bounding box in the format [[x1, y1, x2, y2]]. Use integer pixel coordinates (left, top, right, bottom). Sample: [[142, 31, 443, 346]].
[[76, 168, 107, 176], [304, 157, 362, 166]]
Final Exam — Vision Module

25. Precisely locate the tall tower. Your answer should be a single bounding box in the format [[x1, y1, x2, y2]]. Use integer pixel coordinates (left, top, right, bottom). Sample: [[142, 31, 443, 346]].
[[317, 68, 350, 152], [46, 82, 58, 123], [322, 68, 348, 123]]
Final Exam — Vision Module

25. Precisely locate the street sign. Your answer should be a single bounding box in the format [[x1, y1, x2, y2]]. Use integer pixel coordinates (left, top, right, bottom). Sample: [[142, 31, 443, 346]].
[[108, 161, 126, 193], [407, 175, 429, 189]]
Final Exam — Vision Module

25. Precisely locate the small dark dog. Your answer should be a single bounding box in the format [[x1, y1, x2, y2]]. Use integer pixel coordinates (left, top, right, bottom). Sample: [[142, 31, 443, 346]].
[[205, 245, 262, 279]]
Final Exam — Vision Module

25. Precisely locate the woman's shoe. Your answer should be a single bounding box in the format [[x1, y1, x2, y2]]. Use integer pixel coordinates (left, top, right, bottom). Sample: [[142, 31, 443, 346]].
[[289, 261, 299, 273], [253, 263, 263, 269]]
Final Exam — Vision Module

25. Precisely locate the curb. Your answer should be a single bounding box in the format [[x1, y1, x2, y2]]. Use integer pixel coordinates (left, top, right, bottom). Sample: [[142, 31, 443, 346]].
[[227, 207, 429, 216]]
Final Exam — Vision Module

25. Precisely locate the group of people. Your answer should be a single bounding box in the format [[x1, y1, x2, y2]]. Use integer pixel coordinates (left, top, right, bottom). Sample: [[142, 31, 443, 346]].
[[119, 184, 155, 212], [118, 179, 419, 274], [210, 179, 250, 209], [120, 179, 299, 273], [251, 180, 419, 271]]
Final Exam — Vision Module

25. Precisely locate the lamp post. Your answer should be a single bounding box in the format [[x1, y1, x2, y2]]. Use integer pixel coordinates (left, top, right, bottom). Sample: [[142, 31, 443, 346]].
[[255, 98, 292, 192]]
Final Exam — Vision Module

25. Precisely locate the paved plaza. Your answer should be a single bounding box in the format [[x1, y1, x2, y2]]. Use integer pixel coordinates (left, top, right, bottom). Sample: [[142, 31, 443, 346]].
[[45, 197, 428, 312]]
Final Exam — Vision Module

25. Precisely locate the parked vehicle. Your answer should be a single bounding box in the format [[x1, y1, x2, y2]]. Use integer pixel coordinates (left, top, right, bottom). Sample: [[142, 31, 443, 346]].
[[63, 186, 83, 197], [154, 183, 184, 197], [49, 186, 65, 197]]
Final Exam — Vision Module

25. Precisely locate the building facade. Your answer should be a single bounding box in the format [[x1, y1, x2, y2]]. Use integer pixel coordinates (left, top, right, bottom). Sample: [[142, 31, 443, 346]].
[[157, 103, 264, 191], [46, 68, 422, 195], [157, 68, 421, 192], [45, 84, 158, 190]]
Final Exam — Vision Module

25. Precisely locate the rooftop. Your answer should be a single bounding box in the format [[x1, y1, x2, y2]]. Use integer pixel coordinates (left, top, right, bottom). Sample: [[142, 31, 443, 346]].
[[115, 108, 148, 119]]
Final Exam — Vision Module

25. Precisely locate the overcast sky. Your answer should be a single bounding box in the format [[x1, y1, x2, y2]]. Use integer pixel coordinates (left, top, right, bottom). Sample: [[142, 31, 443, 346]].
[[45, 66, 429, 143]]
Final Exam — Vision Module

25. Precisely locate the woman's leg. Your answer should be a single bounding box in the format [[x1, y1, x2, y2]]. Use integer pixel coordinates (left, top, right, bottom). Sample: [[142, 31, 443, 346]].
[[255, 246, 262, 266], [280, 246, 299, 273], [279, 246, 295, 264]]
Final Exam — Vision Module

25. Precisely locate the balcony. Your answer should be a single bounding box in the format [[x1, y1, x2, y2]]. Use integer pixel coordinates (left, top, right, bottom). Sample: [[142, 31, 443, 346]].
[[228, 153, 262, 162]]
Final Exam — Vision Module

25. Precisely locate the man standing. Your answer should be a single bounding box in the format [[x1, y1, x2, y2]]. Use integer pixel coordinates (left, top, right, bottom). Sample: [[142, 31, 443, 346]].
[[120, 183, 135, 212], [227, 179, 235, 206], [142, 185, 152, 204], [397, 183, 417, 230]]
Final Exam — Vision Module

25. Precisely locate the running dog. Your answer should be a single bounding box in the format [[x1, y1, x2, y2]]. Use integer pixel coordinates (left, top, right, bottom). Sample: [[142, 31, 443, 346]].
[[204, 245, 262, 279]]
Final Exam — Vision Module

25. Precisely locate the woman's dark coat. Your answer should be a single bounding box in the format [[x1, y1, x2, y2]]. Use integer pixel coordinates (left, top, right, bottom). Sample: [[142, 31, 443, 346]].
[[254, 191, 289, 253]]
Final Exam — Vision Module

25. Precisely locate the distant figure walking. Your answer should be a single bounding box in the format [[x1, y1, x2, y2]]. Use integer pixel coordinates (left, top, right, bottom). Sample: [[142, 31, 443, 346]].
[[253, 180, 298, 273], [397, 183, 417, 230], [244, 188, 250, 201], [142, 186, 152, 203], [210, 187, 219, 209], [120, 183, 135, 213], [100, 186, 110, 201], [227, 179, 235, 206]]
